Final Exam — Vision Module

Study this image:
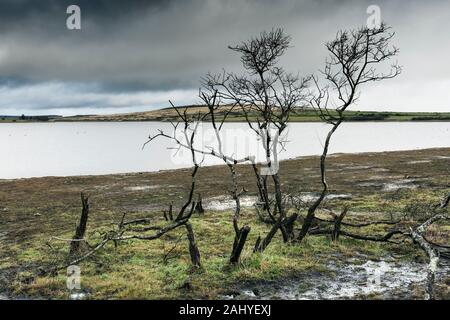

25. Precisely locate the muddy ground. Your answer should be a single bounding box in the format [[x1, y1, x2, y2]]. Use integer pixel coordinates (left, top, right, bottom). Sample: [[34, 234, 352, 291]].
[[0, 148, 449, 299]]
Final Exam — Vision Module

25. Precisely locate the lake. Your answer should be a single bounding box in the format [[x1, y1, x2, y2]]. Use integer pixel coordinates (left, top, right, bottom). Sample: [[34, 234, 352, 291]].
[[0, 121, 449, 179]]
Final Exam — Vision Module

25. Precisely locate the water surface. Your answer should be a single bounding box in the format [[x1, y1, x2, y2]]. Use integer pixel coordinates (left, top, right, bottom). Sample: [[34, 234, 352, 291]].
[[0, 121, 449, 179]]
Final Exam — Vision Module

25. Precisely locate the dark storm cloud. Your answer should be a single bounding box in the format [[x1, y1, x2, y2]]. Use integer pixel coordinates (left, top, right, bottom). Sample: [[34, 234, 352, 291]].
[[0, 1, 373, 80], [0, 0, 374, 90], [0, 0, 181, 90], [0, 0, 169, 26], [0, 0, 449, 114]]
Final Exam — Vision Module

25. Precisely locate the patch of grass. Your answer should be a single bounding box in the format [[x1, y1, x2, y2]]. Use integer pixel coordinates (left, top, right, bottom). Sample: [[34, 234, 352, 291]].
[[1, 148, 449, 299], [7, 203, 439, 299]]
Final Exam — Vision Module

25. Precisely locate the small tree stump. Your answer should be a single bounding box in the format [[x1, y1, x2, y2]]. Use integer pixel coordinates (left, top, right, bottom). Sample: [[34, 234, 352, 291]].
[[195, 194, 205, 214], [331, 207, 348, 241], [230, 225, 251, 264]]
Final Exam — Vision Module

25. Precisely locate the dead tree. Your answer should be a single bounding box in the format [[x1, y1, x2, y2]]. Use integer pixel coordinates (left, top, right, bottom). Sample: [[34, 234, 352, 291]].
[[410, 219, 440, 300], [48, 111, 206, 272], [146, 99, 252, 263], [141, 109, 204, 267], [202, 28, 310, 251], [199, 89, 252, 264], [409, 192, 450, 300], [57, 206, 199, 273], [297, 23, 401, 241], [69, 192, 90, 255]]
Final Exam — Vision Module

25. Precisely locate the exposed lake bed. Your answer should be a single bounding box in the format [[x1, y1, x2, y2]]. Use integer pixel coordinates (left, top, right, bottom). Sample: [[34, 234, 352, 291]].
[[0, 147, 449, 299]]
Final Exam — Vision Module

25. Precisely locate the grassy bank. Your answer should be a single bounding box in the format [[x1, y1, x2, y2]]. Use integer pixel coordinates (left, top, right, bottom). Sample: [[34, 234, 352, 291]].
[[0, 148, 449, 299], [3, 107, 450, 123]]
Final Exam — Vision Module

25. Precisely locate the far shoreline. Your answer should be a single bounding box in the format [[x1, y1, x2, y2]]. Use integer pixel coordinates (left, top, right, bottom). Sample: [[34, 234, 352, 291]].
[[2, 146, 449, 182], [3, 118, 450, 124], [2, 107, 450, 123]]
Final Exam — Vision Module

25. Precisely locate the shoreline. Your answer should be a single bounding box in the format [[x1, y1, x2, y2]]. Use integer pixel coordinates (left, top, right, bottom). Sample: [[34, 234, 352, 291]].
[[3, 118, 450, 124], [2, 108, 450, 123], [2, 146, 450, 181]]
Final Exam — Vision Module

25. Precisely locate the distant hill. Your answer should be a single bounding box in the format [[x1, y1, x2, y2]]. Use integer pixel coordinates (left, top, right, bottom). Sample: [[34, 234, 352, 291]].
[[2, 106, 450, 122]]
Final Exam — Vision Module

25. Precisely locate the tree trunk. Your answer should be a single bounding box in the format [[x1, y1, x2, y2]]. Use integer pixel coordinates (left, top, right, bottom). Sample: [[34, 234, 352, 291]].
[[185, 222, 201, 268], [168, 203, 173, 221], [284, 213, 298, 240], [331, 207, 348, 241], [230, 226, 251, 264], [298, 120, 342, 242], [271, 173, 291, 243], [70, 192, 89, 255], [254, 219, 283, 253], [252, 163, 269, 211], [195, 194, 205, 214]]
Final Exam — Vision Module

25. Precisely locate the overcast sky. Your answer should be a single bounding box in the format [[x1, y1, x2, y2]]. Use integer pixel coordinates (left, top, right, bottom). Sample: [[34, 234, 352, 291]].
[[0, 0, 449, 115]]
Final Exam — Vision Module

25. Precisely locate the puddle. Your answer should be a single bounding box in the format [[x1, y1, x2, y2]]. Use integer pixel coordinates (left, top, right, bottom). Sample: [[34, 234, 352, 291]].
[[204, 193, 352, 211], [70, 292, 88, 300], [406, 160, 432, 164], [298, 193, 352, 203], [371, 168, 390, 172], [382, 179, 417, 191], [366, 175, 396, 181], [204, 196, 258, 211], [344, 165, 373, 170], [358, 181, 383, 188], [225, 260, 450, 300], [124, 185, 160, 191], [326, 194, 352, 200]]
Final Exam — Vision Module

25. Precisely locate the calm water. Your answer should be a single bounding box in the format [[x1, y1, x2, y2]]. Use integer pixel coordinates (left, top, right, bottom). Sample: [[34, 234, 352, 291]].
[[0, 121, 449, 179]]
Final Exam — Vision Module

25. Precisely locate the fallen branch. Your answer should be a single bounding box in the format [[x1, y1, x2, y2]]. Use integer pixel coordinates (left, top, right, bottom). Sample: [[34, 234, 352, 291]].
[[410, 225, 439, 300], [122, 217, 153, 226], [309, 227, 404, 242], [314, 216, 401, 227], [409, 211, 449, 300]]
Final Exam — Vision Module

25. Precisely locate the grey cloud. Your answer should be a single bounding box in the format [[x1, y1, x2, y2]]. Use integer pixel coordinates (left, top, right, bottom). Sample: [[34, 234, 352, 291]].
[[0, 0, 449, 114]]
